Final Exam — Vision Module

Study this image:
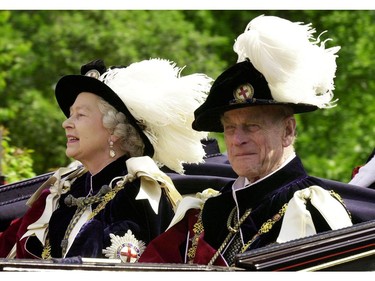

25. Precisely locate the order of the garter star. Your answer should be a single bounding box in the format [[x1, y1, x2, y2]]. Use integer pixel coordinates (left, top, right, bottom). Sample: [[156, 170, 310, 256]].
[[102, 230, 146, 263]]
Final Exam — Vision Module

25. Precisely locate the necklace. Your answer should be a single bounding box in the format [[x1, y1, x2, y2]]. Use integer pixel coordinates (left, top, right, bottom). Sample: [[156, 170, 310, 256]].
[[227, 206, 251, 233], [40, 174, 131, 259], [241, 203, 287, 253], [60, 178, 129, 257], [208, 207, 252, 266], [208, 203, 288, 266]]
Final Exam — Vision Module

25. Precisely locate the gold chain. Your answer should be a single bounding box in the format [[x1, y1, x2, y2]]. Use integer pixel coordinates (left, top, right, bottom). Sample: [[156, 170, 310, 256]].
[[60, 181, 126, 257], [241, 203, 287, 253], [188, 189, 347, 266], [227, 207, 240, 233], [207, 203, 288, 266], [329, 190, 352, 220], [89, 182, 125, 219], [40, 176, 129, 258], [208, 207, 252, 266]]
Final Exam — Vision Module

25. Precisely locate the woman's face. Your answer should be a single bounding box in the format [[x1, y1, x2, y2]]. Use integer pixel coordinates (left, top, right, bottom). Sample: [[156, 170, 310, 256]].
[[62, 92, 111, 170]]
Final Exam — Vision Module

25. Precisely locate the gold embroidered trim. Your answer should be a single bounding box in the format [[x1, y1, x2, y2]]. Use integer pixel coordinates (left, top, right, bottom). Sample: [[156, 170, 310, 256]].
[[187, 210, 204, 264], [41, 238, 51, 260]]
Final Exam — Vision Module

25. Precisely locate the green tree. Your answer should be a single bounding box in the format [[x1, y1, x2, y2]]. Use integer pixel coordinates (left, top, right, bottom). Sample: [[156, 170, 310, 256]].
[[1, 10, 374, 183], [203, 10, 375, 182], [0, 10, 229, 176], [1, 127, 35, 183]]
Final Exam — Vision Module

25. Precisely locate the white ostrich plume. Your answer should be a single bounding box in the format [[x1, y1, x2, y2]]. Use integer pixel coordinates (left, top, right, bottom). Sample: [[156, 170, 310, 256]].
[[101, 58, 212, 174], [233, 15, 341, 109]]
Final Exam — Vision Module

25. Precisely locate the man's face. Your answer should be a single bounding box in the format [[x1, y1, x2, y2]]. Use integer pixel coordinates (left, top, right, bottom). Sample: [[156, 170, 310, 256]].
[[222, 105, 295, 182]]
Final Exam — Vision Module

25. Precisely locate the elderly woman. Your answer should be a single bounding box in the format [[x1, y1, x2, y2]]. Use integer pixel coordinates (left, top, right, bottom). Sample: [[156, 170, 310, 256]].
[[0, 59, 212, 262]]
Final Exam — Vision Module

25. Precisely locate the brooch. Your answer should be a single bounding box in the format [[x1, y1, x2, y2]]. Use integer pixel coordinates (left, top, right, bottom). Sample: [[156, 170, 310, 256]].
[[103, 230, 146, 263]]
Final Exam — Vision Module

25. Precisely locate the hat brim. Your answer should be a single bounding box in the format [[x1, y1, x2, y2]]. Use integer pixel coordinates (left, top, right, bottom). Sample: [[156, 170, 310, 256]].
[[55, 75, 154, 157], [192, 61, 319, 133], [192, 101, 318, 133]]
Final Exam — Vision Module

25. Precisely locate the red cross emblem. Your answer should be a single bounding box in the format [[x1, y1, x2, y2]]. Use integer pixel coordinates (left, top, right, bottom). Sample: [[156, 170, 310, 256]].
[[119, 243, 139, 263], [233, 83, 254, 102]]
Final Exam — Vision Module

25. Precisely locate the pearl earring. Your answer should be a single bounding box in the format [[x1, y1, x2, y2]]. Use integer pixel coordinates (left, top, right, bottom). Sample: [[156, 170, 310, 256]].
[[109, 141, 116, 158]]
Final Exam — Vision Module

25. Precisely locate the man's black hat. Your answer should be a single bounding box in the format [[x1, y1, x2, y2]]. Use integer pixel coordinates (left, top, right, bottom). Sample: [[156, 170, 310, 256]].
[[192, 60, 318, 132], [193, 15, 340, 133]]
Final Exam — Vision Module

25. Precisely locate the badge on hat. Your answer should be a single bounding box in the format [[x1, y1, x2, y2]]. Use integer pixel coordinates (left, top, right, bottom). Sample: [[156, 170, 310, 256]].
[[233, 83, 254, 103], [103, 230, 146, 263], [85, 69, 101, 79]]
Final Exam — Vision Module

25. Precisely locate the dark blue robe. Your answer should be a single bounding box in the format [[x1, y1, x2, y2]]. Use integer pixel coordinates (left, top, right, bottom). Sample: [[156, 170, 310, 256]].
[[24, 155, 175, 259], [139, 155, 375, 266]]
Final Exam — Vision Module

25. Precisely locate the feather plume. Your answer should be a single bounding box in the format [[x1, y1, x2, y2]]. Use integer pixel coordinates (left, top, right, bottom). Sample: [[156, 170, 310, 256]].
[[101, 59, 212, 174], [233, 15, 340, 108]]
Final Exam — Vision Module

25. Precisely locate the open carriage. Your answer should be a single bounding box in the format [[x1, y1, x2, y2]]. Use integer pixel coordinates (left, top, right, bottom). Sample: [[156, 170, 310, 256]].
[[1, 146, 374, 272]]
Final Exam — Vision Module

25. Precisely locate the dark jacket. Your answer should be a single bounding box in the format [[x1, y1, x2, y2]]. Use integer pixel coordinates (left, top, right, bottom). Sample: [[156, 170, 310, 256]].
[[0, 155, 174, 259], [139, 156, 375, 266]]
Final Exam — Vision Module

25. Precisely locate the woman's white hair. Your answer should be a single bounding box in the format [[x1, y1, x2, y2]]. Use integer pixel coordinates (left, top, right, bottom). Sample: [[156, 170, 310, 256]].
[[100, 59, 211, 174], [97, 98, 144, 158]]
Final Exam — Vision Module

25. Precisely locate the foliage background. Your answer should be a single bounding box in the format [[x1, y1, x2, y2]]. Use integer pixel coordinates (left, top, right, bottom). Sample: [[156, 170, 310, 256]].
[[0, 10, 374, 183]]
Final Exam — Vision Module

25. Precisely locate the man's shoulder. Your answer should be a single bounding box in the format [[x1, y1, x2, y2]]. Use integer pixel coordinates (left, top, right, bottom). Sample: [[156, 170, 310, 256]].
[[311, 176, 375, 223]]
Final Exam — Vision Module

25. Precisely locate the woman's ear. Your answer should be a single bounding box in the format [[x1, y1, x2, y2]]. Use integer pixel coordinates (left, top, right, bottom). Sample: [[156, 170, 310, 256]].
[[109, 134, 120, 143]]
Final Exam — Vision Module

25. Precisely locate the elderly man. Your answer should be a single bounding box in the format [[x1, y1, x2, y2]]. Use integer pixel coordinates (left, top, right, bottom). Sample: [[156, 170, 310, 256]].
[[139, 15, 375, 267]]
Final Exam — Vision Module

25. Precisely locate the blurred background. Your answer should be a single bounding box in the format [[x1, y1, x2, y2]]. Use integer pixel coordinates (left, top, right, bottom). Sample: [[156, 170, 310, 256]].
[[0, 10, 374, 184]]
